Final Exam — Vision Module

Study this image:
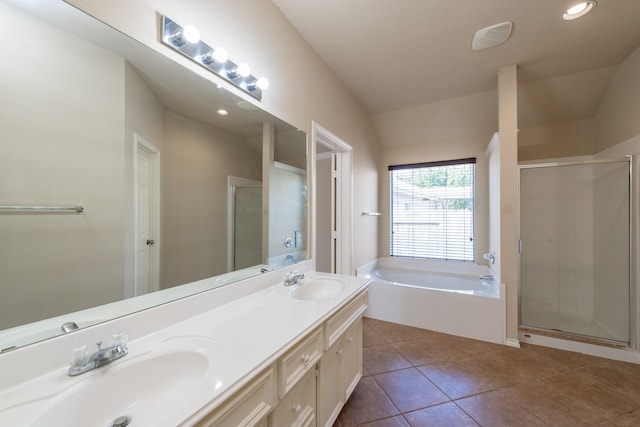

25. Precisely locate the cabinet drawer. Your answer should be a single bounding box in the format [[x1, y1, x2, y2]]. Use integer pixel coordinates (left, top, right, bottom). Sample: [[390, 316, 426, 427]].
[[324, 290, 368, 349], [195, 365, 276, 427], [278, 327, 323, 397], [271, 369, 316, 427]]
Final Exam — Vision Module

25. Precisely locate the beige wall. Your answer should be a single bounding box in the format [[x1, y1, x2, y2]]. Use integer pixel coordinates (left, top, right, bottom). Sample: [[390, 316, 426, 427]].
[[498, 65, 519, 343], [518, 118, 596, 161], [0, 3, 126, 328], [124, 63, 166, 297], [68, 0, 381, 272], [163, 111, 261, 287], [315, 156, 333, 273], [373, 91, 497, 264], [595, 45, 640, 151], [377, 137, 491, 263]]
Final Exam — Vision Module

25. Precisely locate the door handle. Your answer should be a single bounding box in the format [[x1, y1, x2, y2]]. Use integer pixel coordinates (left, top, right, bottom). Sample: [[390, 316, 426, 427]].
[[146, 239, 155, 245]]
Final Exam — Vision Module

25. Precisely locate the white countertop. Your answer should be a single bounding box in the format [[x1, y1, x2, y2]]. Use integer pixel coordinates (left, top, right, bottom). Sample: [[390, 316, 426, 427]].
[[0, 269, 369, 426]]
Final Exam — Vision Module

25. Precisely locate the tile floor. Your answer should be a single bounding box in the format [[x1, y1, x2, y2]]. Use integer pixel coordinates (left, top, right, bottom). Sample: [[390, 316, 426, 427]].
[[333, 317, 640, 426]]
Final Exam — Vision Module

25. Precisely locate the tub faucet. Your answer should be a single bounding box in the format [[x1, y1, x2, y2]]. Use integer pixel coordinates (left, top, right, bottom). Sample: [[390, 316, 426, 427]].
[[68, 334, 128, 376], [483, 251, 495, 264], [284, 271, 305, 286]]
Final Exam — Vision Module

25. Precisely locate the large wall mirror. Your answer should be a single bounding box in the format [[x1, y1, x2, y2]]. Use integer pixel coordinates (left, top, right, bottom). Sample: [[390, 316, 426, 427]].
[[0, 0, 307, 351]]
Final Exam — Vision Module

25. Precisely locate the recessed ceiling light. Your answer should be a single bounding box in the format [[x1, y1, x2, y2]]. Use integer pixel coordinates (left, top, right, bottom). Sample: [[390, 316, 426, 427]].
[[216, 109, 229, 116], [563, 1, 597, 21]]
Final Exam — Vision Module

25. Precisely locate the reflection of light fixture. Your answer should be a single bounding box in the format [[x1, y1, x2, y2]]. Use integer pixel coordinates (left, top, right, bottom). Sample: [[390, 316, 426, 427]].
[[226, 63, 251, 79], [201, 47, 228, 65], [562, 1, 597, 21], [216, 109, 229, 116], [182, 26, 200, 43], [247, 77, 269, 91], [168, 24, 200, 46], [161, 16, 268, 100]]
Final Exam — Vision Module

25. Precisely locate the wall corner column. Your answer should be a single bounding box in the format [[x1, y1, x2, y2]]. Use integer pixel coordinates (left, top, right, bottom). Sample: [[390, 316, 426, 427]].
[[498, 64, 519, 343]]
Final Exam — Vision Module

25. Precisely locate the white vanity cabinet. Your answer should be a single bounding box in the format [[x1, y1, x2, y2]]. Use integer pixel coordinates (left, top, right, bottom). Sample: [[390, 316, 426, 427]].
[[194, 288, 368, 427], [270, 368, 317, 427], [317, 292, 367, 427], [195, 365, 276, 427]]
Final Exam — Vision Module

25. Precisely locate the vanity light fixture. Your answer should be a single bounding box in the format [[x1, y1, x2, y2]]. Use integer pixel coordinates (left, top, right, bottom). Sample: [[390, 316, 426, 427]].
[[161, 16, 268, 100], [167, 24, 200, 47], [562, 1, 597, 21]]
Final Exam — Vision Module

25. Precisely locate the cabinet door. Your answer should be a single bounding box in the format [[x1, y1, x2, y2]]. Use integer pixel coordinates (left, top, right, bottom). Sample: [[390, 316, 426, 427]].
[[317, 339, 343, 427], [271, 369, 316, 427], [342, 318, 362, 400]]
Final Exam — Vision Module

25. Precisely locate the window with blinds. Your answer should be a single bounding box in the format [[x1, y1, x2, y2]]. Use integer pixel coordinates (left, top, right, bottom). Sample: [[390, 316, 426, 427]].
[[389, 158, 475, 261]]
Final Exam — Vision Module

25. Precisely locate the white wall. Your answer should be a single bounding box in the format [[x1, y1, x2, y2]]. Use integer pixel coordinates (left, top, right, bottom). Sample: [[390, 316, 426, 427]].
[[68, 0, 382, 271], [0, 3, 126, 329]]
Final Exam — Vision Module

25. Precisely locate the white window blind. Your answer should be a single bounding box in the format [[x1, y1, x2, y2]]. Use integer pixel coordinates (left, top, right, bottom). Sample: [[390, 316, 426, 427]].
[[389, 158, 475, 261]]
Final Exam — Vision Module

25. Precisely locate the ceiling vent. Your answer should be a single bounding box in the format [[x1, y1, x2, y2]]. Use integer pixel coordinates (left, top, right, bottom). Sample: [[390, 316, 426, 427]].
[[472, 21, 513, 51]]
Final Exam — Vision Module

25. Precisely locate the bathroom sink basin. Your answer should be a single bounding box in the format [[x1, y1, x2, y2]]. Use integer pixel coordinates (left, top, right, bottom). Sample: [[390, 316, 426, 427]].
[[28, 337, 224, 426], [289, 278, 345, 300]]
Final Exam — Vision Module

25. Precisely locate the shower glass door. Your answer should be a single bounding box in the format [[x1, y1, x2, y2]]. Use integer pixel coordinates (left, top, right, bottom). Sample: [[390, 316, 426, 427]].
[[519, 159, 630, 343]]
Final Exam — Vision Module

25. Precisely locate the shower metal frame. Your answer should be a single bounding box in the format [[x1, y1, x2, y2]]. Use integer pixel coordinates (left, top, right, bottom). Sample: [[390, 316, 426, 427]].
[[517, 156, 635, 348]]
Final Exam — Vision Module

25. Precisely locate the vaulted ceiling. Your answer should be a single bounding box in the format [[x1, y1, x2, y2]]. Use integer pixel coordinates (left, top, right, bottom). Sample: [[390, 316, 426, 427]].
[[271, 0, 640, 127]]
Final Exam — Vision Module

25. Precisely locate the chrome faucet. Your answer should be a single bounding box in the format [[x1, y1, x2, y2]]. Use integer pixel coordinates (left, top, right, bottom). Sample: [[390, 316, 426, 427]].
[[284, 271, 305, 286], [68, 333, 128, 376]]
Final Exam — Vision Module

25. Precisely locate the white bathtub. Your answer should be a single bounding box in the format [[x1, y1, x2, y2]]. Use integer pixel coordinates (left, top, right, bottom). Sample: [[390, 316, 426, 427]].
[[358, 257, 505, 344]]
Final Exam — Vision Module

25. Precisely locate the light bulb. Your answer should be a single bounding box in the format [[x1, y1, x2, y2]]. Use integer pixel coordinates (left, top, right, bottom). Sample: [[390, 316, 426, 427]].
[[216, 109, 229, 116], [566, 2, 588, 15], [562, 1, 596, 20], [237, 63, 251, 78], [256, 77, 269, 90], [212, 47, 228, 64], [182, 25, 200, 44]]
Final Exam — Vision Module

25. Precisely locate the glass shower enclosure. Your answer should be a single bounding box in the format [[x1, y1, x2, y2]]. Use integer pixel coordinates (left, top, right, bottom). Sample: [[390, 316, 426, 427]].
[[519, 158, 631, 344]]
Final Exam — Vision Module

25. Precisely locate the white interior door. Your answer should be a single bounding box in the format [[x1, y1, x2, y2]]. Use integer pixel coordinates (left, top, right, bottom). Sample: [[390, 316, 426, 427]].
[[134, 135, 160, 296]]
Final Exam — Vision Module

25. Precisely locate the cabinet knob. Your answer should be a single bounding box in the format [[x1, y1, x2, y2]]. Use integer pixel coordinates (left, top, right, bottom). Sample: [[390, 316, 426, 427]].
[[337, 349, 343, 355], [300, 354, 310, 363], [292, 404, 302, 413], [347, 336, 354, 343]]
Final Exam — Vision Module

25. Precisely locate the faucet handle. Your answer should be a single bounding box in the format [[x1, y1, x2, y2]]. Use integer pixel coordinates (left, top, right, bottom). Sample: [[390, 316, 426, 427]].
[[69, 345, 88, 368], [112, 333, 128, 348]]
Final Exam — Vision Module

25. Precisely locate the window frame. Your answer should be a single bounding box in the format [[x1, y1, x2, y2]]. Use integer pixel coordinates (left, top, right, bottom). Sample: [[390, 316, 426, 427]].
[[388, 157, 476, 262]]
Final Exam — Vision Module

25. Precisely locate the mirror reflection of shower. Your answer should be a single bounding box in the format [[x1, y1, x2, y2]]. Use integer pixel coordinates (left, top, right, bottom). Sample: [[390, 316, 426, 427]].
[[229, 178, 263, 271], [519, 158, 631, 345]]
